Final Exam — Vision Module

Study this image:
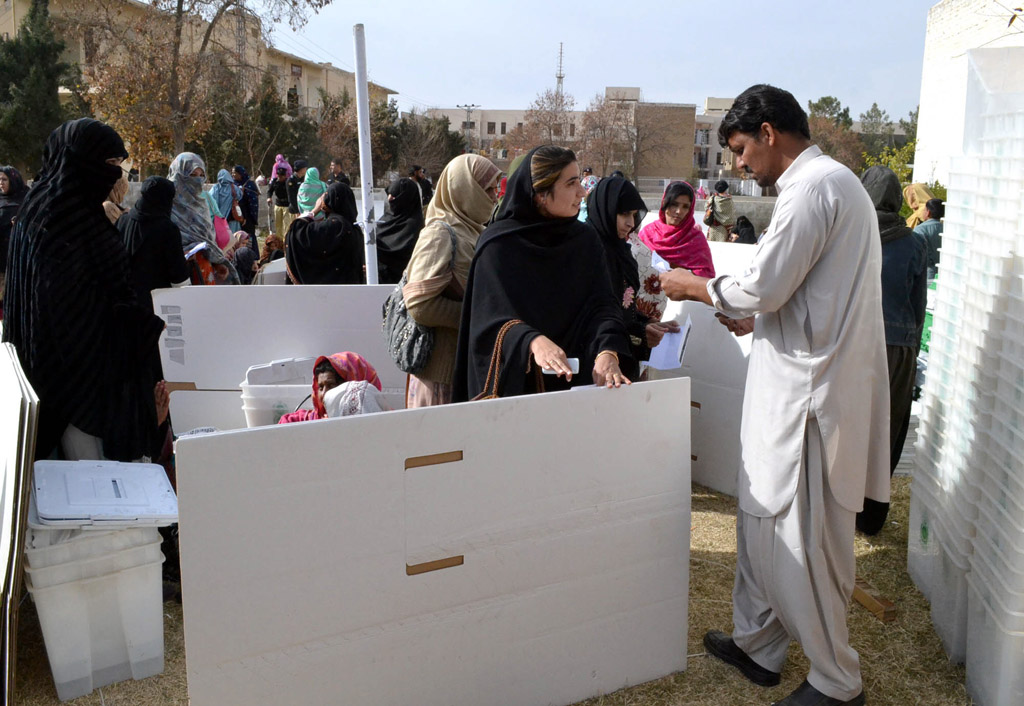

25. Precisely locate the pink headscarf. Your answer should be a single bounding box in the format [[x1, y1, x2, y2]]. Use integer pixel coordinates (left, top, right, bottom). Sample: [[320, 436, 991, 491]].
[[277, 352, 383, 424], [273, 154, 292, 179], [638, 181, 716, 277]]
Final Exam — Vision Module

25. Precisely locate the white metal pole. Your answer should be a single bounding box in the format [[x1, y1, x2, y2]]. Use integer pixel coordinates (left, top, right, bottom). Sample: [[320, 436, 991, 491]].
[[353, 23, 378, 284]]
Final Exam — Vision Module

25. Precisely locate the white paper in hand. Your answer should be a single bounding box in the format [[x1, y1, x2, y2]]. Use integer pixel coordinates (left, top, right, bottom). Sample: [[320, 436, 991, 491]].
[[649, 250, 672, 273], [647, 315, 692, 370]]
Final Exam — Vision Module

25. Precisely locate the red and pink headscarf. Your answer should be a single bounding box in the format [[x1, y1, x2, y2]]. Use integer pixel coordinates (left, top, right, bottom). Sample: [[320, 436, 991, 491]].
[[278, 352, 383, 424], [637, 181, 715, 278]]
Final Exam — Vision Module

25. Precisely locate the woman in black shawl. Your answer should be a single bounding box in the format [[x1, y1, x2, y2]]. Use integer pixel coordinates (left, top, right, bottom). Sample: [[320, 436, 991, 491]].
[[117, 176, 190, 311], [587, 176, 680, 379], [1, 165, 29, 316], [285, 181, 365, 284], [375, 177, 424, 283], [452, 145, 632, 401], [2, 118, 165, 461]]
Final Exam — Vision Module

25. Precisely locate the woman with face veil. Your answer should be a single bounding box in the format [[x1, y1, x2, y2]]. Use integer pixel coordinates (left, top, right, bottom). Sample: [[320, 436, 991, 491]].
[[587, 176, 680, 379], [452, 145, 632, 401], [375, 177, 425, 284], [2, 118, 165, 460], [285, 181, 365, 285]]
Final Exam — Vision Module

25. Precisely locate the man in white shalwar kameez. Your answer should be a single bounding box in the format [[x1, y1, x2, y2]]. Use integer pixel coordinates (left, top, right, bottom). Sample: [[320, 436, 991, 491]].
[[661, 84, 890, 706]]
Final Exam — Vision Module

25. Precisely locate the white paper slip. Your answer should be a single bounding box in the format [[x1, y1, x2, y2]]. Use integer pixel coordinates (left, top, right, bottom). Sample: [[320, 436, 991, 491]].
[[650, 251, 672, 273], [647, 316, 693, 371], [542, 358, 579, 375]]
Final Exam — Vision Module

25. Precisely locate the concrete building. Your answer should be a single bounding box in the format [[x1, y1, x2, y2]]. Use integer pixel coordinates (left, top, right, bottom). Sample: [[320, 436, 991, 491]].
[[913, 0, 1024, 184], [0, 0, 395, 115]]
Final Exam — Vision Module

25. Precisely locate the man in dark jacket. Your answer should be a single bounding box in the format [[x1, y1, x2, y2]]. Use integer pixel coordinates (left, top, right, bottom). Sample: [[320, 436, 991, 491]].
[[858, 165, 928, 535], [266, 165, 291, 236], [287, 160, 308, 217], [326, 158, 351, 186], [409, 164, 432, 206]]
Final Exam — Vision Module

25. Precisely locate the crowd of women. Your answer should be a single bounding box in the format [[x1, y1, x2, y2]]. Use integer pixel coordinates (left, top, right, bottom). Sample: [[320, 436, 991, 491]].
[[0, 115, 734, 461]]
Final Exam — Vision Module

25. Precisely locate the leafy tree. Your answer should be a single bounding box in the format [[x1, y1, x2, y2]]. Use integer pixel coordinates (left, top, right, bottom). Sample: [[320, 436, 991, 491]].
[[0, 0, 76, 173], [899, 106, 919, 143], [859, 102, 895, 158], [807, 96, 852, 129], [809, 115, 864, 173], [864, 139, 916, 183], [397, 110, 465, 183]]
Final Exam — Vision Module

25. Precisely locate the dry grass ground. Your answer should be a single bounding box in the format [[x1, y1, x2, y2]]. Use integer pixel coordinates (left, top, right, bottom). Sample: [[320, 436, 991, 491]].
[[14, 476, 971, 705]]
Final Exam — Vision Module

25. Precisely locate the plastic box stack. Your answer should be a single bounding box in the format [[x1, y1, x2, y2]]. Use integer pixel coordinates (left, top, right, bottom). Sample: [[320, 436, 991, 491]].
[[28, 461, 177, 702], [907, 48, 1024, 705], [240, 357, 315, 427]]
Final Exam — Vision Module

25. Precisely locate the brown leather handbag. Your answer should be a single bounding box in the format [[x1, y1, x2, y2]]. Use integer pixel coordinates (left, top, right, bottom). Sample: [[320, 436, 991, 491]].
[[473, 319, 524, 400]]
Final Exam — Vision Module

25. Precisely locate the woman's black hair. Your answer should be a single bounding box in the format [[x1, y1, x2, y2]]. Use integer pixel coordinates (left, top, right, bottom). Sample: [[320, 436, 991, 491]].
[[714, 180, 729, 194], [661, 182, 695, 211], [926, 198, 944, 220], [718, 84, 810, 148], [314, 359, 339, 379]]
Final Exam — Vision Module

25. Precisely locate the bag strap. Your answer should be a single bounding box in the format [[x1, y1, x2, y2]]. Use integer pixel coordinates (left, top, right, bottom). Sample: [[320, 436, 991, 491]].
[[474, 319, 523, 401], [439, 221, 459, 271]]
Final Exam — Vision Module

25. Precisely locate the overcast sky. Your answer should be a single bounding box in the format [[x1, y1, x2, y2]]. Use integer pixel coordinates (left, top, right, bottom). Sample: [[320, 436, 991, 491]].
[[273, 0, 938, 122]]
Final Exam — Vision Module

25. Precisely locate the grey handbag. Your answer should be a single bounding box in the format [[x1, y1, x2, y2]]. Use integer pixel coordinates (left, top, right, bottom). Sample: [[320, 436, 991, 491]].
[[381, 222, 459, 375]]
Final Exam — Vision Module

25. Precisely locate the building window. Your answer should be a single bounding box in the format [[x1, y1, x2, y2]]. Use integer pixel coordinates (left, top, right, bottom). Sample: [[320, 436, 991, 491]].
[[287, 87, 299, 110], [487, 122, 496, 135], [500, 122, 507, 135], [517, 122, 523, 130], [291, 64, 302, 78], [461, 121, 476, 130], [569, 123, 576, 137], [553, 124, 563, 137], [716, 152, 723, 165]]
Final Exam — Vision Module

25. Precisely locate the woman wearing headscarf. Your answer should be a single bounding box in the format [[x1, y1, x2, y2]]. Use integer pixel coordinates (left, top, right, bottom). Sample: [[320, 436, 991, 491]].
[[576, 171, 600, 223], [452, 145, 632, 401], [903, 182, 935, 229], [587, 176, 681, 380], [2, 118, 165, 461], [278, 352, 384, 424], [169, 152, 240, 286], [117, 176, 190, 312], [297, 166, 327, 215], [273, 153, 292, 180], [729, 215, 758, 244], [376, 176, 425, 284], [403, 154, 500, 408], [103, 171, 129, 224], [638, 181, 716, 278], [210, 168, 242, 233], [285, 181, 365, 285], [0, 165, 29, 317], [857, 165, 928, 536], [705, 179, 735, 242]]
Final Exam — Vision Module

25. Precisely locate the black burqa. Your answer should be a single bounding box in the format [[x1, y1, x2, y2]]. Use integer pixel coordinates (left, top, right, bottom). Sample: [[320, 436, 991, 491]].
[[452, 147, 631, 401], [1, 166, 29, 275], [285, 182, 365, 284], [3, 118, 165, 460], [117, 176, 189, 311], [586, 176, 650, 379], [375, 177, 424, 284]]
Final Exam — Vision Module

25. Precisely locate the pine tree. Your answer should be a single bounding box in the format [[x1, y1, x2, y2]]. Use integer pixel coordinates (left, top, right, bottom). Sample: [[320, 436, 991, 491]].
[[0, 0, 71, 174]]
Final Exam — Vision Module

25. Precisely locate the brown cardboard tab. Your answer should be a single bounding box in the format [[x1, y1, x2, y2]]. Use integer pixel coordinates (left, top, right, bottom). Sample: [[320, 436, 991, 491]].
[[405, 450, 463, 470], [406, 555, 464, 575], [691, 401, 701, 410], [853, 576, 896, 623], [165, 381, 198, 393], [691, 455, 698, 462]]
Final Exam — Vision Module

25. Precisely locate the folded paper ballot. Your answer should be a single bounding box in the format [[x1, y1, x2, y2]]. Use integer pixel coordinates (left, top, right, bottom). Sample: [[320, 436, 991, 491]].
[[647, 315, 692, 370]]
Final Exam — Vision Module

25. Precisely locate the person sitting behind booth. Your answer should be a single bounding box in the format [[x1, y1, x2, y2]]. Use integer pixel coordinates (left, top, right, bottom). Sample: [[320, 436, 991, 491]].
[[278, 353, 385, 424]]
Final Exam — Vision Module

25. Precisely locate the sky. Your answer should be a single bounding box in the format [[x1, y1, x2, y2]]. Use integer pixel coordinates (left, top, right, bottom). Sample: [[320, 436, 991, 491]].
[[273, 0, 939, 122]]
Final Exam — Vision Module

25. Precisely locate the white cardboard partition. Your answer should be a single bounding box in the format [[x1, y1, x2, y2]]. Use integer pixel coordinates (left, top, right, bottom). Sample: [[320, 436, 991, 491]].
[[653, 242, 755, 495], [177, 378, 691, 706], [152, 285, 405, 430]]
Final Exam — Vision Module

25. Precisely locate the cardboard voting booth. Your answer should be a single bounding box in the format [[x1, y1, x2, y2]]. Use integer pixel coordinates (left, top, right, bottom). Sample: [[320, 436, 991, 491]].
[[653, 242, 755, 496], [152, 285, 405, 431], [177, 379, 691, 706]]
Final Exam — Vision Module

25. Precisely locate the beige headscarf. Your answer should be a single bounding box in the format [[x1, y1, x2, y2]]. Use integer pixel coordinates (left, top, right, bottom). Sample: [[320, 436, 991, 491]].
[[903, 183, 934, 229], [403, 154, 500, 303]]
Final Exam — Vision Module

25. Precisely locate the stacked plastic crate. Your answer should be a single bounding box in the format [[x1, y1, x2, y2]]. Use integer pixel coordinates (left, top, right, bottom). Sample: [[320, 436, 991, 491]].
[[907, 47, 1024, 705]]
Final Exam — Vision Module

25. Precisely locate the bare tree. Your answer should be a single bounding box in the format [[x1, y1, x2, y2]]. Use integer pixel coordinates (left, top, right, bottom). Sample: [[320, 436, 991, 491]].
[[523, 88, 576, 143], [62, 0, 334, 158], [397, 109, 465, 182], [580, 93, 632, 176]]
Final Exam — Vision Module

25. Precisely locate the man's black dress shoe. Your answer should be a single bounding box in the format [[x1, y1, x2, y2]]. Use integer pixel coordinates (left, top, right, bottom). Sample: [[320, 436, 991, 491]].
[[702, 629, 781, 687], [772, 679, 866, 705]]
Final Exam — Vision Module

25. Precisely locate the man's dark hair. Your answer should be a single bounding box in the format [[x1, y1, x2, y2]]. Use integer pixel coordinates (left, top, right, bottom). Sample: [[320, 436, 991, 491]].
[[718, 84, 811, 148], [331, 158, 343, 165], [714, 180, 729, 194], [926, 198, 944, 220], [409, 165, 422, 176]]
